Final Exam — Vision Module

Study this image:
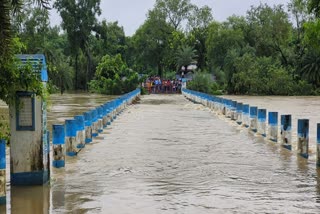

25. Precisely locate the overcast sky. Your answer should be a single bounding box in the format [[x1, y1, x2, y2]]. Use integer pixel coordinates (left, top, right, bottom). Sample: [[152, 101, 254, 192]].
[[50, 0, 291, 36]]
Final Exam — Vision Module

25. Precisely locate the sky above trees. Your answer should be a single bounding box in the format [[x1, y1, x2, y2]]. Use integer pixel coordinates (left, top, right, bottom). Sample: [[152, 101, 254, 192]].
[[50, 0, 290, 36]]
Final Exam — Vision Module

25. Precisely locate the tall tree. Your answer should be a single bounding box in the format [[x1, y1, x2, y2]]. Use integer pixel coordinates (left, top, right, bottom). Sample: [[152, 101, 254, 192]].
[[187, 5, 213, 70], [308, 0, 320, 17], [132, 8, 174, 77], [0, 0, 49, 104], [155, 0, 193, 30], [246, 4, 291, 65], [54, 0, 101, 90]]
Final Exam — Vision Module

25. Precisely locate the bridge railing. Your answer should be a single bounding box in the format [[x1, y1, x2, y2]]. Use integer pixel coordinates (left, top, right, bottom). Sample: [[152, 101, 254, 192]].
[[182, 88, 320, 167], [52, 88, 141, 168]]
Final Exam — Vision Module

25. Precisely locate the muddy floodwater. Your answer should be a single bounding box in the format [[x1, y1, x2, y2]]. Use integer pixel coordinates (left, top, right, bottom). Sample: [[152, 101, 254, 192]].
[[1, 94, 320, 213]]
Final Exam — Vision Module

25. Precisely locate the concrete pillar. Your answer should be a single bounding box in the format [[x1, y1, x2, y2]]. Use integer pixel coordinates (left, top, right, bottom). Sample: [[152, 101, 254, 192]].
[[107, 107, 112, 125], [52, 125, 65, 168], [242, 104, 250, 128], [317, 124, 320, 167], [268, 112, 278, 142], [297, 119, 309, 159], [113, 101, 117, 120], [281, 115, 292, 150], [225, 100, 231, 118], [0, 139, 6, 205], [102, 104, 108, 128], [222, 99, 226, 115], [84, 112, 92, 144], [236, 102, 243, 125], [97, 107, 104, 133], [258, 109, 266, 137], [65, 119, 77, 156], [250, 106, 258, 132], [74, 115, 85, 149], [91, 110, 98, 138], [231, 101, 237, 121]]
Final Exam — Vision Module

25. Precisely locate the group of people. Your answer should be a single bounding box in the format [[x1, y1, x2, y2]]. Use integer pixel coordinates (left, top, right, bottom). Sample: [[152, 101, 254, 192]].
[[144, 76, 183, 94]]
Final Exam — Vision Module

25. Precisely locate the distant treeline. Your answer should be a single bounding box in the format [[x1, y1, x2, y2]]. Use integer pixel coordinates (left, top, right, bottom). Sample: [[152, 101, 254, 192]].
[[1, 0, 320, 98]]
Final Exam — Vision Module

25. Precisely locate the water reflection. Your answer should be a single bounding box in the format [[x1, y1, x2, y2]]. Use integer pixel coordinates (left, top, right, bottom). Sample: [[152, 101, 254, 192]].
[[11, 185, 50, 214]]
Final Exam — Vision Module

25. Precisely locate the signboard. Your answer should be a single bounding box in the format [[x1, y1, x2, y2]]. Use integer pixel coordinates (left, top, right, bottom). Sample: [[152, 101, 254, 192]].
[[16, 92, 35, 131]]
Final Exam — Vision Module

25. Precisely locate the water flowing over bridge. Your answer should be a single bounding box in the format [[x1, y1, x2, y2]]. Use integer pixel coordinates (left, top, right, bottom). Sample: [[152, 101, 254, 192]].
[[1, 90, 320, 213]]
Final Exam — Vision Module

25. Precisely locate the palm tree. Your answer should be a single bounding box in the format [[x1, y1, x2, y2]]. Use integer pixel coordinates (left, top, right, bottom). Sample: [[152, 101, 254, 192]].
[[0, 0, 50, 104], [175, 45, 197, 78], [309, 0, 320, 17], [301, 51, 320, 87], [0, 0, 50, 58]]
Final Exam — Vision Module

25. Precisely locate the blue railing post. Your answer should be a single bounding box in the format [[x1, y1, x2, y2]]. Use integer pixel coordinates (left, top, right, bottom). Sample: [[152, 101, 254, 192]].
[[297, 119, 309, 159], [84, 112, 92, 144], [52, 125, 65, 168], [97, 107, 104, 133], [268, 112, 278, 142], [257, 109, 267, 137], [242, 104, 250, 128], [102, 104, 108, 128], [236, 103, 243, 125], [74, 115, 85, 149], [65, 119, 77, 156], [231, 101, 237, 120], [91, 110, 98, 138], [0, 139, 6, 205], [250, 106, 258, 132], [281, 115, 292, 150]]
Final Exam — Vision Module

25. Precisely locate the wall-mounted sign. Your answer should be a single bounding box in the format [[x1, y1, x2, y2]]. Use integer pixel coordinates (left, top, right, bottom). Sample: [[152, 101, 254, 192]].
[[16, 92, 35, 131]]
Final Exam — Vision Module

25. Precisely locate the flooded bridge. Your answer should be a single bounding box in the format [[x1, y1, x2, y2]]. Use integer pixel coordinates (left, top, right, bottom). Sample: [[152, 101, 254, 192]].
[[2, 92, 320, 213]]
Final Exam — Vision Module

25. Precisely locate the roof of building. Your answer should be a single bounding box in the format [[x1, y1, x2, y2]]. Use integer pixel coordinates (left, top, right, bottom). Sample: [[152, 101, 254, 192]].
[[16, 54, 48, 82]]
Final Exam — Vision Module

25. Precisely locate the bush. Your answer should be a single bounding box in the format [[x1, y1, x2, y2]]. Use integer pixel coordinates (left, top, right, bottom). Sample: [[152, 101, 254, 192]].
[[89, 54, 140, 95], [187, 71, 223, 94]]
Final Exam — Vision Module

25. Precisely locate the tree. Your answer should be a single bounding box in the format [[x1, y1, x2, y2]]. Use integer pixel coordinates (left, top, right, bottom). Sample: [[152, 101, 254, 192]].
[[93, 20, 127, 58], [301, 51, 320, 86], [0, 0, 49, 105], [246, 4, 292, 65], [155, 0, 193, 30], [287, 0, 310, 75], [54, 0, 101, 90], [308, 0, 320, 17], [95, 54, 126, 80], [187, 5, 213, 69], [132, 8, 174, 77], [175, 45, 197, 77]]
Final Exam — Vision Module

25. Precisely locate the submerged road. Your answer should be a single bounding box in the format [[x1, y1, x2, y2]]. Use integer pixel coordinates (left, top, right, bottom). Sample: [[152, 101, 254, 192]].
[[48, 94, 320, 213], [11, 94, 320, 213]]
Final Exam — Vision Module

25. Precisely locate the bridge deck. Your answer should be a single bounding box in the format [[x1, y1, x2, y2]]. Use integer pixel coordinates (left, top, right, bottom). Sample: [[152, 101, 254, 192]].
[[47, 94, 320, 213]]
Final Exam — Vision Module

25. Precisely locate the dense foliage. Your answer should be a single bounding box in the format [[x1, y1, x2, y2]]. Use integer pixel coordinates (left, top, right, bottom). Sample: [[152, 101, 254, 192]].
[[88, 54, 140, 95], [1, 0, 320, 97]]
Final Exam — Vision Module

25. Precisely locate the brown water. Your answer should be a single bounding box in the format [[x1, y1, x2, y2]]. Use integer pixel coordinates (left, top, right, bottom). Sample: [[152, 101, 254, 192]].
[[1, 94, 320, 213]]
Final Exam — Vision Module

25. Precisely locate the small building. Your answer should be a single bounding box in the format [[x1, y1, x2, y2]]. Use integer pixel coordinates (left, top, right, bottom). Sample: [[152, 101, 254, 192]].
[[9, 54, 49, 185]]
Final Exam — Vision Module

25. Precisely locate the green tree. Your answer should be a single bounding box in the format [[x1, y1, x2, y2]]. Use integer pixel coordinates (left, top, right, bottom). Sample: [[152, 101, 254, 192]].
[[0, 0, 49, 105], [155, 0, 193, 30], [246, 4, 292, 65], [95, 54, 126, 80], [132, 8, 174, 77], [187, 5, 213, 70], [175, 45, 197, 77], [308, 0, 320, 17], [54, 0, 101, 90], [301, 51, 320, 86]]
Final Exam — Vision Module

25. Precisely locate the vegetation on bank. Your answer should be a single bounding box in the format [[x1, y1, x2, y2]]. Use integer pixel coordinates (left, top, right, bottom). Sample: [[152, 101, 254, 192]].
[[1, 0, 320, 98]]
